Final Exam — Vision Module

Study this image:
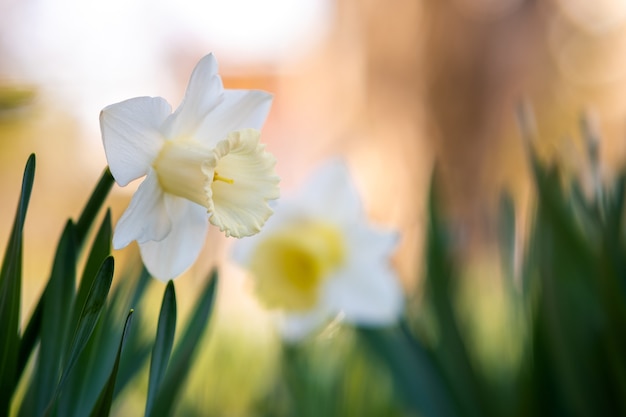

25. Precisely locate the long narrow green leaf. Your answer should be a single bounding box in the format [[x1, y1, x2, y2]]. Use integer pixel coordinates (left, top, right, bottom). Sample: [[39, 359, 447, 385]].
[[75, 167, 114, 248], [424, 178, 496, 417], [149, 270, 218, 417], [358, 325, 458, 417], [111, 266, 153, 398], [17, 167, 114, 382], [71, 210, 112, 333], [89, 310, 134, 417], [0, 154, 35, 415], [16, 298, 41, 380], [58, 257, 115, 392], [32, 220, 77, 416], [67, 266, 151, 417], [56, 212, 112, 417], [145, 281, 177, 417]]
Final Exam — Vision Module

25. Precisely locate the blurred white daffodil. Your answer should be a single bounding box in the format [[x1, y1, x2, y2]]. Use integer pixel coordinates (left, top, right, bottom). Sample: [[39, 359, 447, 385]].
[[100, 53, 280, 281], [233, 159, 404, 341]]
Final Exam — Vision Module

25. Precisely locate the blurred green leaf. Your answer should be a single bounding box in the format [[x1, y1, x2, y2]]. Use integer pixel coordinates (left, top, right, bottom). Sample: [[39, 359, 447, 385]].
[[0, 154, 35, 415], [145, 281, 177, 417], [423, 177, 496, 417], [0, 85, 36, 112], [358, 324, 457, 417], [149, 270, 218, 417], [528, 149, 594, 266], [498, 192, 516, 283], [89, 310, 134, 417]]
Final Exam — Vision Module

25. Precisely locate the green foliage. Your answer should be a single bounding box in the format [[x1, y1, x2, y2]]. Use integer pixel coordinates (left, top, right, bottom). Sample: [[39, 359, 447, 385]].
[[0, 156, 219, 417], [0, 154, 35, 416], [3, 114, 626, 417], [255, 329, 404, 417], [148, 271, 218, 417], [145, 281, 177, 417], [358, 120, 626, 417], [517, 149, 626, 417], [89, 310, 134, 417]]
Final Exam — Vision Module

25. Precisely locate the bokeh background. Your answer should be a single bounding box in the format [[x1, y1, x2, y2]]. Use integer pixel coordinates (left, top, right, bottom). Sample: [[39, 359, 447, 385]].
[[2, 0, 626, 414]]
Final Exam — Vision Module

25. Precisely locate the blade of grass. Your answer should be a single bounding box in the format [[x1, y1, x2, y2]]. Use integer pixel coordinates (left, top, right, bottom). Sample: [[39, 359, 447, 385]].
[[145, 281, 177, 417], [0, 154, 35, 415], [89, 310, 134, 417], [149, 270, 218, 417]]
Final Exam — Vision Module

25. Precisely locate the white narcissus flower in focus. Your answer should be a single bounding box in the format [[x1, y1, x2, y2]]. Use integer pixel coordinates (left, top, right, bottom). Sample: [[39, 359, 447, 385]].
[[232, 159, 404, 341], [100, 53, 280, 281]]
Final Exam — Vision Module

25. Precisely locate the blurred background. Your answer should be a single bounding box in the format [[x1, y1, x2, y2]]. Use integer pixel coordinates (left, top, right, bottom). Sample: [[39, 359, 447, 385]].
[[2, 0, 626, 414]]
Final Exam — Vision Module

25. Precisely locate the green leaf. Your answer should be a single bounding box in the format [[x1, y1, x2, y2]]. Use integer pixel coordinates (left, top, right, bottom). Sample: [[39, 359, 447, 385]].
[[16, 298, 41, 381], [498, 192, 516, 283], [71, 210, 112, 333], [58, 257, 115, 393], [423, 176, 496, 417], [17, 168, 114, 382], [358, 325, 458, 417], [111, 267, 154, 398], [64, 266, 151, 417], [32, 220, 77, 416], [89, 310, 134, 417], [149, 270, 218, 417], [0, 154, 35, 415], [145, 281, 177, 417], [75, 167, 114, 248]]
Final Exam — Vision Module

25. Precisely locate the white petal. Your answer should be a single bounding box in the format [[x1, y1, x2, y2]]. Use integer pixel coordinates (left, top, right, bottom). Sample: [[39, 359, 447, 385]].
[[112, 171, 171, 249], [162, 54, 224, 139], [279, 307, 331, 342], [100, 97, 171, 186], [138, 196, 208, 281], [194, 89, 273, 147], [324, 226, 403, 326], [296, 158, 362, 224], [207, 129, 280, 237]]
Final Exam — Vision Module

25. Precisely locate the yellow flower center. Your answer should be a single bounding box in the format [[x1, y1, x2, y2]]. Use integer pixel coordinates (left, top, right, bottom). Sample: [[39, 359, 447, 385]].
[[153, 139, 221, 209], [152, 129, 279, 238], [249, 221, 346, 311]]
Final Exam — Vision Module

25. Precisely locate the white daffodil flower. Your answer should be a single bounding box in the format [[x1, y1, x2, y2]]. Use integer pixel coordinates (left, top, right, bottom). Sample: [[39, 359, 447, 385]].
[[100, 53, 280, 281], [232, 159, 403, 341]]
